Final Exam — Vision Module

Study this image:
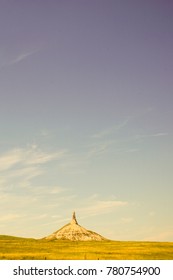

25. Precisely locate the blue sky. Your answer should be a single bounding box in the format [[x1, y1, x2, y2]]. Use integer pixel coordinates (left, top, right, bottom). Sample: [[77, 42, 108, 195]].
[[0, 0, 173, 241]]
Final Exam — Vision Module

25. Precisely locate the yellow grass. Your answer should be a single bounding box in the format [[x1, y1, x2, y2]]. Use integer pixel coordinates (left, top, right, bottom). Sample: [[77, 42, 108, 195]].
[[0, 235, 173, 260]]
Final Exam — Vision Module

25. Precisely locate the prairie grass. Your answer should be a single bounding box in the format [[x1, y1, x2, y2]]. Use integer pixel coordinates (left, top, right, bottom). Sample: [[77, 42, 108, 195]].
[[0, 235, 173, 260]]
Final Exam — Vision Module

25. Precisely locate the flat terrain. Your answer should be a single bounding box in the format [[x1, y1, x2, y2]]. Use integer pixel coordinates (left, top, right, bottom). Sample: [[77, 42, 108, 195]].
[[0, 235, 173, 260]]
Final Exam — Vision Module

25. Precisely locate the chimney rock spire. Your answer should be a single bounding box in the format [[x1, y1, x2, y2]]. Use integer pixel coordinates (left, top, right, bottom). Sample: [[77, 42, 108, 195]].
[[71, 211, 78, 225]]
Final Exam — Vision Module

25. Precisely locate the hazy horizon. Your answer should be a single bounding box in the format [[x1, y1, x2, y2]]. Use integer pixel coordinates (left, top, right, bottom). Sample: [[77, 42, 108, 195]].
[[0, 0, 173, 241]]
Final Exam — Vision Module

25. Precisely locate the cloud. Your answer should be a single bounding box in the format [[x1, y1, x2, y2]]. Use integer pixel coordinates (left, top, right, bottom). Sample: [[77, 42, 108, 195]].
[[0, 146, 68, 200], [0, 48, 40, 69], [0, 214, 24, 222], [7, 166, 43, 181], [87, 118, 131, 159], [0, 146, 66, 172], [29, 185, 65, 197], [143, 227, 173, 242], [31, 214, 48, 220], [0, 149, 23, 171], [25, 149, 66, 165], [91, 118, 130, 139], [125, 148, 140, 153], [120, 217, 134, 224], [87, 140, 113, 158], [8, 49, 39, 65], [58, 153, 88, 174], [49, 187, 64, 194], [76, 196, 128, 217], [149, 211, 156, 217], [135, 132, 168, 140]]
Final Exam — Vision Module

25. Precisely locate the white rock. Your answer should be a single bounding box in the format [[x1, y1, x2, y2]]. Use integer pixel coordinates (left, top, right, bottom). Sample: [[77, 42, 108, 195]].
[[45, 212, 106, 241]]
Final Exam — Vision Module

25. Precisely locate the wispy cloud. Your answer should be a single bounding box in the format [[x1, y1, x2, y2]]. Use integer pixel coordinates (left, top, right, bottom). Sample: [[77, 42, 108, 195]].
[[8, 49, 39, 65], [0, 49, 40, 69], [87, 118, 131, 159], [0, 214, 24, 222], [8, 166, 43, 181], [87, 140, 114, 158], [25, 149, 66, 165], [76, 196, 128, 217], [125, 148, 140, 153], [40, 129, 52, 138], [91, 118, 130, 139], [0, 146, 66, 172], [135, 132, 169, 140], [30, 214, 48, 221], [0, 145, 67, 199], [0, 149, 23, 171], [58, 152, 88, 174], [29, 185, 66, 198], [142, 227, 173, 242], [120, 217, 134, 224]]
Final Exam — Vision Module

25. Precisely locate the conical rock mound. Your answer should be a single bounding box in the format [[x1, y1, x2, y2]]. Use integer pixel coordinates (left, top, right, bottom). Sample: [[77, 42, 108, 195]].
[[45, 212, 106, 241]]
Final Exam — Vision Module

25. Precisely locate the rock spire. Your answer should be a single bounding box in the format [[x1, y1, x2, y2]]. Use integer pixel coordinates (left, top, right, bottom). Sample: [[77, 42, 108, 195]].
[[71, 211, 78, 225], [44, 212, 107, 241]]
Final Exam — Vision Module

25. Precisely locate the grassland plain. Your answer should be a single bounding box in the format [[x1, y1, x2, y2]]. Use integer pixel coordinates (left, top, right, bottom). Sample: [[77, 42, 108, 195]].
[[0, 235, 173, 260]]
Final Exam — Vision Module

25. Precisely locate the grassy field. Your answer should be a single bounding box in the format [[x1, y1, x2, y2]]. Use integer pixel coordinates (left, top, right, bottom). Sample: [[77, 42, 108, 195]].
[[0, 235, 173, 260]]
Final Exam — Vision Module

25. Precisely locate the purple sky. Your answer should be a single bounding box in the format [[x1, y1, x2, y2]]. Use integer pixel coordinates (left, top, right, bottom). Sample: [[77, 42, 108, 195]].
[[0, 0, 173, 241]]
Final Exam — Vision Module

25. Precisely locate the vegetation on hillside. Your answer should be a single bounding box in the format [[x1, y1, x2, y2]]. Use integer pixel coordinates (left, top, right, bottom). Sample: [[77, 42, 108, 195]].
[[0, 235, 173, 260]]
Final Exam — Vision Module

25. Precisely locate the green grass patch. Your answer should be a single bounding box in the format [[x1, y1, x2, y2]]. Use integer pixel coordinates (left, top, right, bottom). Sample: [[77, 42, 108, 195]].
[[0, 235, 173, 260]]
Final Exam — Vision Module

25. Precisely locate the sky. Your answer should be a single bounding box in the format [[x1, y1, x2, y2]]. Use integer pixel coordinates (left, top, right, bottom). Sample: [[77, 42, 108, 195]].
[[0, 0, 173, 241]]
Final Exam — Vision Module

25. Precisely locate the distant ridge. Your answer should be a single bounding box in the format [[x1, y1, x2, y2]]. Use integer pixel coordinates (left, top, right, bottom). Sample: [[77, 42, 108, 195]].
[[44, 212, 107, 241]]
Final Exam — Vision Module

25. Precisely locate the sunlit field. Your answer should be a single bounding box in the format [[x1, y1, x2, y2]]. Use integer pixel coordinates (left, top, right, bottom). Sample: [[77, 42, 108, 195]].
[[0, 235, 173, 260]]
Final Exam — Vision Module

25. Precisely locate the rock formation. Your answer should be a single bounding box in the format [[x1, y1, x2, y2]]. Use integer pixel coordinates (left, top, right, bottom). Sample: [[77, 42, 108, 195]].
[[45, 212, 106, 241]]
